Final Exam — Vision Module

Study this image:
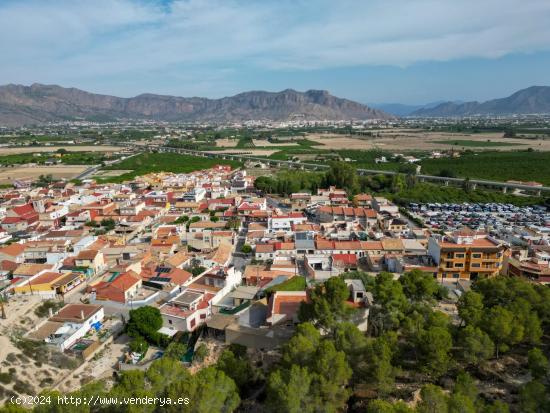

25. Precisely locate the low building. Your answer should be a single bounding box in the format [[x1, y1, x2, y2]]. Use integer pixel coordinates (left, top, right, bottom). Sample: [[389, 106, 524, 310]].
[[28, 304, 104, 351]]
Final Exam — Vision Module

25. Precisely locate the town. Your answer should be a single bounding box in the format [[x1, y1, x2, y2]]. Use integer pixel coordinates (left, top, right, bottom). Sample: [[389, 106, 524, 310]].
[[0, 148, 548, 411]]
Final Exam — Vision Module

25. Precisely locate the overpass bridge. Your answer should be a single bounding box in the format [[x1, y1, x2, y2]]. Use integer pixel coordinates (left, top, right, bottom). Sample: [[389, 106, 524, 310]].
[[151, 146, 550, 196]]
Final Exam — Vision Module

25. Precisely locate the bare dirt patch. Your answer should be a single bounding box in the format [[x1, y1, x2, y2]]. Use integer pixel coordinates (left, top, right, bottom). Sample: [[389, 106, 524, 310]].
[[206, 149, 278, 156], [306, 132, 550, 152], [0, 165, 88, 184], [215, 139, 239, 148], [252, 139, 299, 147]]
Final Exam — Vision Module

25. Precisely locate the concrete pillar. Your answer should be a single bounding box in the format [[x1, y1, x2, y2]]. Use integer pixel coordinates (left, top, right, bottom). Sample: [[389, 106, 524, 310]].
[[444, 180, 449, 186], [471, 183, 477, 190], [536, 190, 541, 197], [502, 186, 507, 194]]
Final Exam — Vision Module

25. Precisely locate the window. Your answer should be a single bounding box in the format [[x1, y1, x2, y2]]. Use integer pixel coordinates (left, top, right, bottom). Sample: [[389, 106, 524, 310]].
[[200, 314, 206, 319], [453, 273, 460, 278], [190, 318, 196, 328], [471, 263, 480, 268], [456, 253, 465, 258], [472, 253, 482, 259], [168, 319, 173, 325], [454, 263, 464, 268]]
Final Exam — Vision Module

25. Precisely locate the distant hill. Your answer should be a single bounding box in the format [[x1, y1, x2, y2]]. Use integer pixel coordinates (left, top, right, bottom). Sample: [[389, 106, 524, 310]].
[[412, 86, 550, 117], [0, 83, 392, 126], [371, 101, 447, 116]]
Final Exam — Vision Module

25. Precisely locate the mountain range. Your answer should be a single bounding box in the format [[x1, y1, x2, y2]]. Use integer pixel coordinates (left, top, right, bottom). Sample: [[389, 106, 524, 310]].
[[411, 86, 550, 117], [0, 84, 391, 126], [370, 101, 449, 116]]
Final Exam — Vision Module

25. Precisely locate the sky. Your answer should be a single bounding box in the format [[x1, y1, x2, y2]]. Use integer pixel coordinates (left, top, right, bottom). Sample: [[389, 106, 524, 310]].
[[1, 0, 550, 104]]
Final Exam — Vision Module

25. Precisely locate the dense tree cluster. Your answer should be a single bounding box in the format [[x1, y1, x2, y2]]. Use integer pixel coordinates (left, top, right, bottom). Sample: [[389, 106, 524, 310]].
[[3, 273, 549, 412], [254, 162, 541, 206]]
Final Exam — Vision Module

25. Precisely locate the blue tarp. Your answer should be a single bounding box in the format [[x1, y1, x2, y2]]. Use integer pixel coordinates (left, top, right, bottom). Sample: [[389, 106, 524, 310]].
[[91, 321, 102, 331]]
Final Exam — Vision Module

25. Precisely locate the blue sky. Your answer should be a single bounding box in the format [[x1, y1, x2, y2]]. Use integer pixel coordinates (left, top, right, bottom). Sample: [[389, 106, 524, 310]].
[[1, 0, 550, 104]]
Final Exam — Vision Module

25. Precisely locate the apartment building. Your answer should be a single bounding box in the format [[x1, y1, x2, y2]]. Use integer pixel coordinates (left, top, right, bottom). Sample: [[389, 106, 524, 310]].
[[428, 229, 505, 280]]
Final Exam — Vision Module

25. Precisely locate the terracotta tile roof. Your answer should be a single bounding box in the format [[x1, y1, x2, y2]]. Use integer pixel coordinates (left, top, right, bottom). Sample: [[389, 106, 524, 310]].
[[332, 254, 357, 266], [29, 272, 63, 285], [76, 250, 99, 260], [255, 244, 275, 253], [267, 291, 308, 324]]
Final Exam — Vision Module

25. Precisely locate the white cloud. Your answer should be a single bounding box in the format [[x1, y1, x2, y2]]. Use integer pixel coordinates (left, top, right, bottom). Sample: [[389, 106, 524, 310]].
[[1, 0, 550, 94]]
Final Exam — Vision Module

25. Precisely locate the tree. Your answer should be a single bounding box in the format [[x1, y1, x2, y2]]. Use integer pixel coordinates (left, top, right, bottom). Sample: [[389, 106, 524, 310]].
[[194, 343, 209, 363], [482, 306, 520, 358], [164, 342, 187, 360], [361, 334, 398, 395], [146, 357, 191, 394], [448, 393, 476, 413], [298, 277, 353, 331], [267, 365, 313, 413], [418, 384, 449, 413], [129, 336, 149, 355], [457, 291, 484, 326], [457, 325, 494, 365], [281, 323, 321, 368], [519, 380, 550, 413], [483, 401, 510, 413], [324, 162, 359, 194], [333, 322, 367, 373], [418, 326, 453, 377], [100, 218, 116, 231], [369, 272, 409, 335], [216, 350, 255, 393], [240, 244, 252, 254], [367, 400, 415, 413], [160, 367, 240, 413], [527, 348, 549, 380], [126, 306, 166, 345], [399, 269, 439, 302], [272, 323, 352, 413], [454, 371, 477, 397]]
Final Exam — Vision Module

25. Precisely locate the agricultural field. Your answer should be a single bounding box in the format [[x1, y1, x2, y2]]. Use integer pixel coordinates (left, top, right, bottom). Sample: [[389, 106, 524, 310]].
[[420, 150, 550, 185], [98, 152, 242, 183], [0, 145, 123, 155], [0, 165, 88, 184], [306, 131, 550, 151], [431, 139, 524, 147]]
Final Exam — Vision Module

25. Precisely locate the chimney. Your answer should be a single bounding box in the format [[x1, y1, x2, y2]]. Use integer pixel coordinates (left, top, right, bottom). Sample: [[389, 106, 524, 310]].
[[80, 310, 85, 320]]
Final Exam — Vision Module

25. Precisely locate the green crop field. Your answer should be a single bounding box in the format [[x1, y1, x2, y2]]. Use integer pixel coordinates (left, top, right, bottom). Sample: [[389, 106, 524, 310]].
[[99, 152, 242, 183], [432, 139, 524, 147], [420, 150, 550, 185], [0, 152, 108, 166]]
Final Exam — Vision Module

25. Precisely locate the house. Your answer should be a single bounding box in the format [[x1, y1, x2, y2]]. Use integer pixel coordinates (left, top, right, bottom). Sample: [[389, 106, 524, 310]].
[[27, 304, 104, 351], [91, 271, 142, 304], [74, 250, 105, 275], [266, 291, 308, 326], [0, 244, 27, 263], [268, 213, 307, 232], [13, 271, 85, 297], [159, 289, 214, 332], [506, 250, 550, 284]]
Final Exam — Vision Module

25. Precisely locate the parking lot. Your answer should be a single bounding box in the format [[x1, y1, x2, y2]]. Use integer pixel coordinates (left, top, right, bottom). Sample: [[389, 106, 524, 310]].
[[407, 202, 550, 233]]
